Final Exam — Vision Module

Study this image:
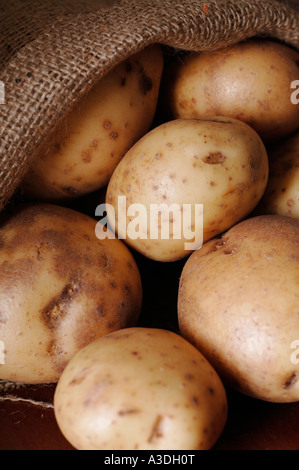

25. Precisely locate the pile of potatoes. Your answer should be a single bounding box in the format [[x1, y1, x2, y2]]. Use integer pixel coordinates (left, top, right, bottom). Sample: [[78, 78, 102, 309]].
[[0, 39, 299, 450]]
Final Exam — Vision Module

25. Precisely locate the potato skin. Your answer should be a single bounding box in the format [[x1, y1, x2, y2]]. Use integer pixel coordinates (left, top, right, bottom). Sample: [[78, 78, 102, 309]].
[[21, 45, 164, 202], [257, 131, 299, 219], [0, 204, 142, 384], [54, 327, 227, 450], [106, 117, 268, 261], [178, 215, 299, 403], [166, 40, 299, 143]]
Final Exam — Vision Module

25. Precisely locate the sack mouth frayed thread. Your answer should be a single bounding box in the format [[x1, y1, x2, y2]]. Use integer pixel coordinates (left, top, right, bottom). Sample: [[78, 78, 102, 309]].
[[0, 0, 298, 212]]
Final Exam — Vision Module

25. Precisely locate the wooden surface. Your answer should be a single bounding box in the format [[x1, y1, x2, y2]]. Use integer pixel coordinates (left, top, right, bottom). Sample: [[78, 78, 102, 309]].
[[0, 247, 298, 451], [1, 374, 299, 450]]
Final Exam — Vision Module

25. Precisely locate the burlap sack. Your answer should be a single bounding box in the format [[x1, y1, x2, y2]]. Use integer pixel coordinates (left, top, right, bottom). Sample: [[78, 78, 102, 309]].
[[0, 0, 298, 212]]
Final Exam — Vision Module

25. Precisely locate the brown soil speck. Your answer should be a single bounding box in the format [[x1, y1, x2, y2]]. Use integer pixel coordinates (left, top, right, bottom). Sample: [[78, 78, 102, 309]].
[[118, 408, 140, 416], [103, 121, 111, 129], [139, 73, 152, 95], [283, 372, 297, 389], [203, 152, 226, 164], [82, 149, 91, 163]]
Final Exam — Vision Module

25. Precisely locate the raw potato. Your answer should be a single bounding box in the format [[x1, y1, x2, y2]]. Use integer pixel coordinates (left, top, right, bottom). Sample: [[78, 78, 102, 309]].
[[0, 204, 142, 384], [106, 117, 268, 261], [21, 44, 164, 202], [257, 131, 299, 218], [178, 215, 299, 403], [54, 327, 228, 450], [165, 39, 299, 143]]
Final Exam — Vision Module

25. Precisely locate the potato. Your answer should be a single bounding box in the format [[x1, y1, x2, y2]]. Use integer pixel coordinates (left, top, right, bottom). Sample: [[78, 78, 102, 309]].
[[21, 44, 164, 202], [165, 39, 299, 143], [178, 215, 299, 403], [0, 203, 142, 384], [106, 117, 268, 261], [257, 131, 299, 218], [54, 327, 228, 450]]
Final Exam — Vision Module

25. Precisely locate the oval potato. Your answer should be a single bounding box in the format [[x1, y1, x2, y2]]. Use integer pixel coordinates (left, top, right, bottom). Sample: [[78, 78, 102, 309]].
[[106, 117, 268, 261], [165, 39, 299, 143], [21, 45, 164, 202], [0, 204, 142, 384], [54, 327, 228, 450], [178, 215, 299, 403], [257, 131, 299, 218]]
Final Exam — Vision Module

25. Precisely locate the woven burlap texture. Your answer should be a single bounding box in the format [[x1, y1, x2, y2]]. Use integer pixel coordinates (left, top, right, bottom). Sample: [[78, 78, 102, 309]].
[[0, 0, 298, 211]]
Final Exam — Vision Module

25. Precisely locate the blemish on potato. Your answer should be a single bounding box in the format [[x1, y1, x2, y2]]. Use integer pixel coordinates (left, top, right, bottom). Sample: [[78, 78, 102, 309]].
[[185, 373, 194, 381], [148, 415, 164, 443], [97, 251, 109, 268], [139, 72, 153, 95], [42, 281, 80, 329], [103, 121, 111, 129], [202, 152, 226, 164], [62, 186, 78, 196], [125, 61, 132, 73], [118, 408, 140, 416], [69, 367, 90, 386], [95, 304, 106, 317], [110, 131, 118, 140], [191, 396, 199, 407], [127, 261, 133, 270], [283, 372, 297, 389], [0, 258, 36, 291], [82, 149, 91, 163]]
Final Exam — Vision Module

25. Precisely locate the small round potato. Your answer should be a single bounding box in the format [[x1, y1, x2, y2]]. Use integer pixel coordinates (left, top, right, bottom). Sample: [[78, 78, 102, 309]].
[[0, 204, 142, 384], [54, 327, 228, 450], [106, 117, 268, 261], [165, 39, 299, 143], [21, 44, 164, 202], [178, 215, 299, 403], [257, 131, 299, 218]]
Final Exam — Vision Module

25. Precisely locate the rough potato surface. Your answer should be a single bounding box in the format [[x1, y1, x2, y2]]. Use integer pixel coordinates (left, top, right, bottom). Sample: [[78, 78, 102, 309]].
[[54, 327, 227, 450], [178, 215, 299, 402], [0, 204, 142, 383]]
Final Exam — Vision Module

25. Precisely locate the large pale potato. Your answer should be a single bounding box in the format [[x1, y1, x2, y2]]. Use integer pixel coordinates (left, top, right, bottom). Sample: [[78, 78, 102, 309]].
[[0, 204, 142, 384], [54, 327, 228, 450], [165, 39, 299, 143], [21, 45, 164, 201], [106, 117, 268, 261], [257, 131, 299, 218], [178, 215, 299, 403]]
